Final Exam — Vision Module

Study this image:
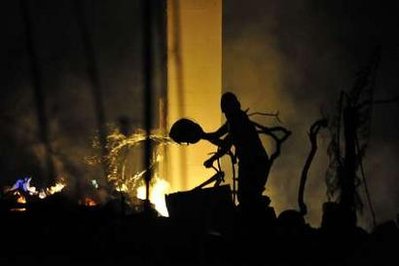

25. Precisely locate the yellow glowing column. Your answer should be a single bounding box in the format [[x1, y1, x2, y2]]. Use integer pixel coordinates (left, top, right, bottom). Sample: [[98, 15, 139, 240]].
[[166, 0, 222, 192]]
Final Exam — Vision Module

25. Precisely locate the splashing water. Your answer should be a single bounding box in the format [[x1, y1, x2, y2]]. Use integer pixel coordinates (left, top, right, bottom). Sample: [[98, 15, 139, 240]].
[[90, 128, 174, 216]]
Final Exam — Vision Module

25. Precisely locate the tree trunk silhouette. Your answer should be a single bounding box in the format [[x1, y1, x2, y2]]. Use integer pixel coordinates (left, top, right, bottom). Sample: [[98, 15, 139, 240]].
[[298, 118, 327, 215]]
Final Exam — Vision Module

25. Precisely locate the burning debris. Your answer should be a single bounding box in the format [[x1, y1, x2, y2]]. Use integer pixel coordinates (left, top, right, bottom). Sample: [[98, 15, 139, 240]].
[[5, 176, 66, 197], [0, 126, 174, 218], [2, 176, 66, 212]]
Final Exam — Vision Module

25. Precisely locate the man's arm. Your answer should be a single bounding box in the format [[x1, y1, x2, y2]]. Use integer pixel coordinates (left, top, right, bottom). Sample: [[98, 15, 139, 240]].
[[203, 134, 233, 168], [202, 122, 228, 146]]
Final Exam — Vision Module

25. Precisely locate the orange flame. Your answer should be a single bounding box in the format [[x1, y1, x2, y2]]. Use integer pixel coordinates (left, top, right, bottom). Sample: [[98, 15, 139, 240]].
[[84, 198, 97, 207], [137, 177, 170, 217], [15, 191, 26, 204]]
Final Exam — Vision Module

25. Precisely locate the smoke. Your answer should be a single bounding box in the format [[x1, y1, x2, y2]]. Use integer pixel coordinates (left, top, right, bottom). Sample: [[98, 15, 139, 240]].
[[223, 0, 399, 229], [359, 140, 399, 228], [0, 0, 166, 196]]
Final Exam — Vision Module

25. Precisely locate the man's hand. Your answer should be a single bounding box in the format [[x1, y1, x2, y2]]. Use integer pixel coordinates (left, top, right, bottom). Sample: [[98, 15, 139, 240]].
[[203, 157, 215, 168]]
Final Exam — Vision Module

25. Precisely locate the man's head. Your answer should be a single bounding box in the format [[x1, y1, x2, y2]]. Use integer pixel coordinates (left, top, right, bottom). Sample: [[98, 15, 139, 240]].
[[221, 92, 241, 115]]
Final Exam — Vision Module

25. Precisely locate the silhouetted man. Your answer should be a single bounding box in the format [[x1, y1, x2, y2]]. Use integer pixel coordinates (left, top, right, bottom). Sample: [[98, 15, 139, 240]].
[[203, 92, 270, 211]]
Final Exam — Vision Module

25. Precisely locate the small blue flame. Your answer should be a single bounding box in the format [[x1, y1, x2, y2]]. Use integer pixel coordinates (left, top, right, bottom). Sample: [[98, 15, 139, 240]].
[[12, 177, 32, 192]]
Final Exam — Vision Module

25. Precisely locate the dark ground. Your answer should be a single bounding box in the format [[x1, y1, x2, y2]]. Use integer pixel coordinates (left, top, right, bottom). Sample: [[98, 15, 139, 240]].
[[1, 187, 398, 266]]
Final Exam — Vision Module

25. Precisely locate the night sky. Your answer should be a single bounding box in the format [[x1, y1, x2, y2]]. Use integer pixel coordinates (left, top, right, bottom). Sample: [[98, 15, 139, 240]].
[[1, 0, 399, 230]]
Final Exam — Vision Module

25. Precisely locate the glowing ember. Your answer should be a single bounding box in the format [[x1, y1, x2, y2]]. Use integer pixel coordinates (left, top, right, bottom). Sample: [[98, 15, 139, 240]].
[[46, 182, 66, 195], [10, 208, 27, 212], [10, 191, 27, 212], [81, 197, 97, 207], [39, 191, 47, 199], [15, 191, 26, 204]]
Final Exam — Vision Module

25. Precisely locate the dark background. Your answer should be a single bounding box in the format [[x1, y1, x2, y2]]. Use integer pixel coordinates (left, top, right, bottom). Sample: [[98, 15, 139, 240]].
[[1, 0, 166, 190], [1, 0, 398, 230], [223, 0, 399, 229]]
